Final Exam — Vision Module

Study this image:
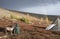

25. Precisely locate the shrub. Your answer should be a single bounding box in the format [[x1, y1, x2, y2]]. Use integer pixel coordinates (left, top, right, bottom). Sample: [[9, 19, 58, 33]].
[[20, 17, 30, 24]]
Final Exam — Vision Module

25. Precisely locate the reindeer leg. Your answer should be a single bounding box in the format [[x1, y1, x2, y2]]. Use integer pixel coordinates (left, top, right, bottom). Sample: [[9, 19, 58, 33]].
[[5, 29, 7, 35]]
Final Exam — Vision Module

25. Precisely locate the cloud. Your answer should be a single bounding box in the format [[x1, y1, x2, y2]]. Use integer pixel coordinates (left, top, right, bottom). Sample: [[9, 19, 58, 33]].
[[20, 2, 60, 15], [0, 0, 60, 15]]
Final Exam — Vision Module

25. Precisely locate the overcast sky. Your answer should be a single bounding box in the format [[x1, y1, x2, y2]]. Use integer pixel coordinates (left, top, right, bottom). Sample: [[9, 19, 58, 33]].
[[0, 0, 60, 15]]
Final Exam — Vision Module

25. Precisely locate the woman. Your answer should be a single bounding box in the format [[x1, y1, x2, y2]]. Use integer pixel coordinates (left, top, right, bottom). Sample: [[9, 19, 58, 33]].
[[13, 23, 20, 35]]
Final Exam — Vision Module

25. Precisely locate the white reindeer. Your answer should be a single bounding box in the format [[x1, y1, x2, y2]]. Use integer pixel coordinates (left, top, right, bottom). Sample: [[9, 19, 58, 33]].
[[6, 26, 14, 35]]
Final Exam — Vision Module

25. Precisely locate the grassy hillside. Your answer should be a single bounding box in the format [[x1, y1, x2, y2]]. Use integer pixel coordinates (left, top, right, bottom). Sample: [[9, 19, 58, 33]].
[[0, 8, 60, 39]]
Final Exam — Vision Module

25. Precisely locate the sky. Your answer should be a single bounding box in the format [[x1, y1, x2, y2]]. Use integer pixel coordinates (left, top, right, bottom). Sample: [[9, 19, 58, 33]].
[[0, 0, 60, 15]]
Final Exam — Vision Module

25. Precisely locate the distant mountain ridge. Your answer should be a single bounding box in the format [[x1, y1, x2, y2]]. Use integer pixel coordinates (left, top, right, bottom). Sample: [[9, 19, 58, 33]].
[[7, 8, 59, 23], [0, 8, 59, 23]]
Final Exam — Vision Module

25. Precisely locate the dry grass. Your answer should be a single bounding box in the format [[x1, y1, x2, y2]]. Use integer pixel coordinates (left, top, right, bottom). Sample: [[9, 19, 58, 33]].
[[0, 18, 59, 39], [0, 8, 60, 39]]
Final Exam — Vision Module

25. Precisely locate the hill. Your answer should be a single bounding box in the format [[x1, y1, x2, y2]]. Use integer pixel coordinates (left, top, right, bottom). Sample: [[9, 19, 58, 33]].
[[0, 8, 60, 39]]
